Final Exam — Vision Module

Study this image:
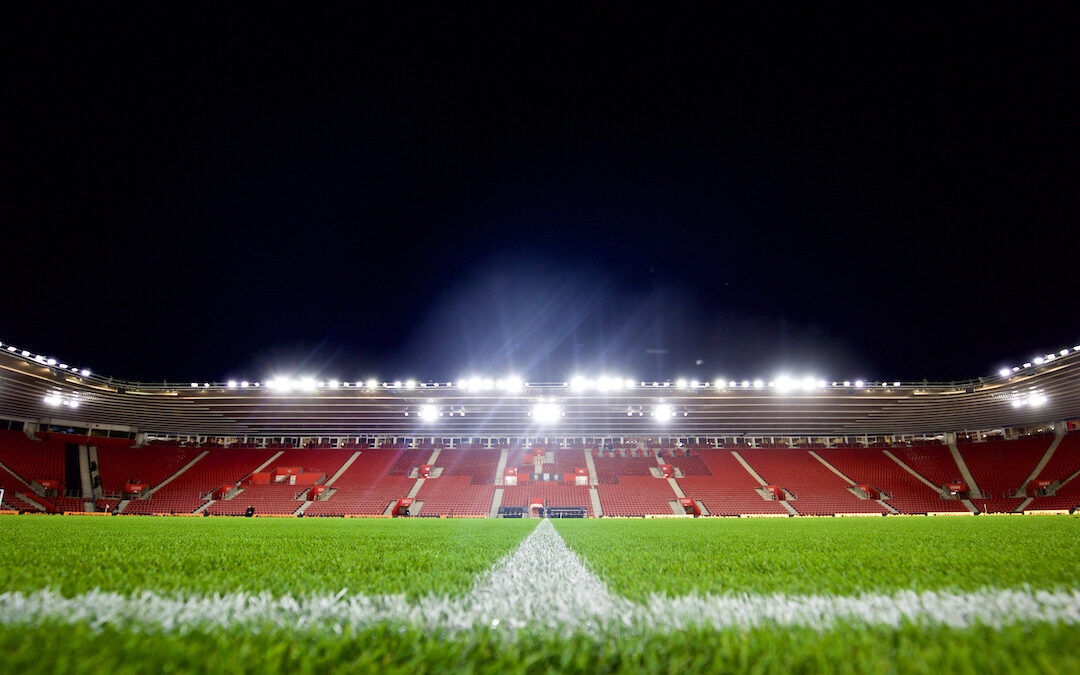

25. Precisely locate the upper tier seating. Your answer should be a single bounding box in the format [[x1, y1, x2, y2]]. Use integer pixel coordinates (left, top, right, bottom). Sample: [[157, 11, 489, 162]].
[[740, 449, 887, 515], [815, 448, 967, 513], [388, 448, 432, 476]]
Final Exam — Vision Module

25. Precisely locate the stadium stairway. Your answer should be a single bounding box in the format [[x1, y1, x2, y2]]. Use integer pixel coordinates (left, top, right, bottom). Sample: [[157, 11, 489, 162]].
[[810, 451, 900, 514], [1015, 426, 1067, 497], [946, 435, 983, 498]]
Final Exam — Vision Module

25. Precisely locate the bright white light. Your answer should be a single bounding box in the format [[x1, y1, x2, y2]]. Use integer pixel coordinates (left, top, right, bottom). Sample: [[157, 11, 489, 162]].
[[843, 381, 851, 387], [80, 369, 91, 377], [817, 379, 827, 389], [741, 380, 750, 388], [1012, 367, 1020, 372], [775, 376, 795, 393], [43, 394, 61, 407], [241, 381, 249, 388], [68, 399, 79, 409], [21, 351, 29, 357], [1034, 357, 1044, 365], [652, 403, 674, 420], [59, 364, 68, 369], [5, 346, 14, 352], [1012, 399, 1023, 408], [501, 376, 524, 393], [624, 378, 636, 389], [227, 381, 237, 389], [1061, 349, 1070, 356], [800, 377, 816, 392], [570, 376, 588, 391], [998, 369, 1011, 377], [1023, 363, 1032, 368], [34, 355, 45, 363], [404, 379, 416, 389], [365, 379, 377, 390], [46, 358, 56, 366], [689, 380, 700, 389], [190, 382, 199, 388], [418, 404, 439, 421], [675, 379, 688, 389], [1030, 394, 1048, 407], [299, 378, 317, 392], [753, 379, 764, 389], [531, 402, 562, 424], [893, 381, 901, 387], [855, 380, 865, 388]]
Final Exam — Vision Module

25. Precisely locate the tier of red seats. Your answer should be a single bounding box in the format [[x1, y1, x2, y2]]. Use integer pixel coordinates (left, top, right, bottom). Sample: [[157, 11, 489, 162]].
[[1026, 434, 1080, 511], [674, 449, 786, 516], [596, 475, 676, 516], [388, 448, 431, 476], [414, 476, 494, 516], [500, 484, 595, 516], [957, 437, 1052, 497], [0, 430, 65, 488], [208, 448, 356, 515], [124, 448, 274, 514], [305, 448, 410, 516], [815, 448, 967, 513], [740, 449, 887, 515], [888, 445, 964, 488], [593, 455, 659, 484], [434, 448, 501, 484], [96, 444, 202, 495], [664, 453, 712, 476]]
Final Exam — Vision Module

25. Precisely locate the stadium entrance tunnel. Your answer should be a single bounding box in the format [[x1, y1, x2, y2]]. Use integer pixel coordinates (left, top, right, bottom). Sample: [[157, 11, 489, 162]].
[[392, 498, 413, 517], [678, 497, 702, 516]]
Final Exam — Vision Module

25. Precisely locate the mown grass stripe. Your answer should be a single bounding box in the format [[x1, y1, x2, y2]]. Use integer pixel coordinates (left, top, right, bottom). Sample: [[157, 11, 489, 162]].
[[2, 520, 1078, 636]]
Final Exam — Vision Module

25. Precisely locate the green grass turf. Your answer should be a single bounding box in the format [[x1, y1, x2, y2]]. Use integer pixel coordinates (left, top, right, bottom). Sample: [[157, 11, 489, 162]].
[[1, 621, 1078, 674], [0, 515, 536, 598], [553, 515, 1080, 600]]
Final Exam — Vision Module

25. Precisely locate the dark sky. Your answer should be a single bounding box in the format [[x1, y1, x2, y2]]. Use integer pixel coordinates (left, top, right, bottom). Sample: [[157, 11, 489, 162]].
[[4, 5, 1078, 384]]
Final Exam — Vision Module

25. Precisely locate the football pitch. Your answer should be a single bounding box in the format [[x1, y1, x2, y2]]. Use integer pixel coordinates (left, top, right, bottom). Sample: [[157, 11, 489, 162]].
[[2, 515, 1078, 673]]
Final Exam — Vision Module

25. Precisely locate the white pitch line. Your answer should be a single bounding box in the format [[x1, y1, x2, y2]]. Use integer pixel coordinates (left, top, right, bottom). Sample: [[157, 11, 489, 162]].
[[1, 519, 1079, 635]]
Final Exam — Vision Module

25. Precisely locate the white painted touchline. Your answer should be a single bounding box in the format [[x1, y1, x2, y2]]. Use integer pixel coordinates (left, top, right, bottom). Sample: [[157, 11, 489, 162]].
[[1, 520, 1079, 635]]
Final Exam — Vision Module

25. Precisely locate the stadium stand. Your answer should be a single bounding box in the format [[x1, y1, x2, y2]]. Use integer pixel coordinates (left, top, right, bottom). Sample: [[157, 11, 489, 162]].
[[674, 449, 789, 516], [96, 443, 203, 496], [414, 476, 495, 516], [596, 476, 676, 516], [888, 445, 966, 489], [1025, 432, 1080, 511], [305, 448, 412, 516], [815, 448, 967, 513], [501, 484, 595, 516], [124, 448, 275, 514], [207, 448, 355, 515], [959, 437, 1051, 514], [740, 448, 887, 515]]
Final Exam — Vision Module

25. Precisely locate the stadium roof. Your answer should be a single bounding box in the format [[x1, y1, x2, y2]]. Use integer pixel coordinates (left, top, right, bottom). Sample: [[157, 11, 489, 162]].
[[1, 341, 1078, 438]]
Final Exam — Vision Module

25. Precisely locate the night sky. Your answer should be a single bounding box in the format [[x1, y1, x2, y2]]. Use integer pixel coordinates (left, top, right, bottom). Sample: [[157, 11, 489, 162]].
[[4, 6, 1077, 385]]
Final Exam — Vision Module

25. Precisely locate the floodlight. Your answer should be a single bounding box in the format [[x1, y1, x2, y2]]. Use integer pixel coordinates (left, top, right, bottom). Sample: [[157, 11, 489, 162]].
[[59, 364, 68, 369], [753, 379, 764, 388], [1023, 363, 1032, 368], [624, 379, 636, 389], [676, 379, 688, 389], [299, 378, 317, 392], [502, 377, 524, 393], [892, 381, 900, 387], [6, 346, 14, 352], [46, 358, 56, 366], [241, 381, 249, 388], [191, 382, 200, 388], [392, 380, 402, 388], [227, 381, 237, 389], [775, 376, 794, 393], [482, 378, 495, 390], [998, 369, 1011, 377], [1030, 394, 1048, 407], [652, 403, 674, 420], [531, 402, 562, 423], [854, 380, 865, 388], [800, 377, 815, 392], [418, 404, 439, 421], [21, 351, 29, 356], [365, 379, 377, 390], [68, 400, 79, 409], [817, 380, 827, 389], [1011, 399, 1023, 408], [1061, 349, 1070, 356], [570, 376, 588, 391], [1034, 357, 1044, 365], [690, 380, 699, 389], [43, 394, 61, 406]]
